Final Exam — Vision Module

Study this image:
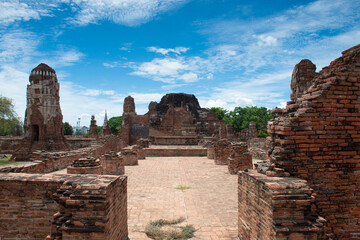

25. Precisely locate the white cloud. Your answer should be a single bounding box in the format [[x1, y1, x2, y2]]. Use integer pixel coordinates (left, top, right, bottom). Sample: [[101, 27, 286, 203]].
[[254, 35, 278, 47], [0, 30, 40, 63], [68, 0, 190, 26], [132, 57, 188, 83], [180, 72, 198, 83], [83, 89, 115, 96], [147, 46, 190, 55], [0, 0, 190, 27], [0, 1, 45, 25]]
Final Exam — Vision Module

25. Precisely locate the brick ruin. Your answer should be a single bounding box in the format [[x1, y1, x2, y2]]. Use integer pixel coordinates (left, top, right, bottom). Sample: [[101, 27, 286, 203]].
[[12, 63, 70, 161], [88, 115, 98, 138], [0, 173, 128, 240], [119, 93, 228, 145], [238, 44, 360, 239], [1, 45, 360, 239]]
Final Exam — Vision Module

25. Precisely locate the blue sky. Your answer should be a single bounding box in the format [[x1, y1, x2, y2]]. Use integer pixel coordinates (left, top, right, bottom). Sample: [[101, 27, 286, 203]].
[[0, 0, 359, 127]]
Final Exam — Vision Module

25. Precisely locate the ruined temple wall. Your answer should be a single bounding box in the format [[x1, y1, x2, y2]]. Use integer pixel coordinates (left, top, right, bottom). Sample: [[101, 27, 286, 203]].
[[0, 173, 128, 240], [0, 137, 97, 153], [0, 136, 22, 153], [120, 114, 149, 146], [266, 44, 360, 238], [0, 136, 125, 174], [238, 170, 323, 240], [0, 174, 61, 239]]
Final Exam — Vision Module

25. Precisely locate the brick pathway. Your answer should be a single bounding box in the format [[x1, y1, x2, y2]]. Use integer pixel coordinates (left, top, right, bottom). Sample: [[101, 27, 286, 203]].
[[126, 156, 238, 240]]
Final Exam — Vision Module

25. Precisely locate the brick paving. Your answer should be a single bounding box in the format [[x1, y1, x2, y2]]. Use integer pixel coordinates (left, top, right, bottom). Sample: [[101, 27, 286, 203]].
[[126, 156, 238, 240]]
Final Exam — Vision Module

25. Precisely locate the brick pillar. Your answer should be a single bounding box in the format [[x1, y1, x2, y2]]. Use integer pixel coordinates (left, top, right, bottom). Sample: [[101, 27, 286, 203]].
[[238, 169, 325, 239], [101, 151, 124, 175], [228, 142, 252, 174], [67, 157, 102, 174], [122, 150, 138, 166]]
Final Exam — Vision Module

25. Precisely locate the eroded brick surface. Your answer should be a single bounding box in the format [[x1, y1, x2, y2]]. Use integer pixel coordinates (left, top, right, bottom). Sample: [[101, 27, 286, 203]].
[[266, 44, 360, 239]]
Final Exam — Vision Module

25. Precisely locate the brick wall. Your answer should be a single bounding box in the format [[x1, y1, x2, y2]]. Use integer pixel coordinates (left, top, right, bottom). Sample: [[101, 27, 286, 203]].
[[214, 139, 230, 165], [266, 44, 360, 238], [238, 170, 324, 239], [0, 136, 22, 153], [101, 152, 125, 175], [51, 175, 128, 240], [122, 150, 138, 166], [228, 142, 252, 174], [0, 173, 128, 240]]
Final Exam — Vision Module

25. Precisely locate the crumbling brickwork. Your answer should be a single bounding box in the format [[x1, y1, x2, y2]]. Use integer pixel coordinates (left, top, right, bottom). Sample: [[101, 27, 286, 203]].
[[12, 63, 70, 161], [122, 149, 138, 165], [214, 138, 230, 165], [238, 170, 324, 239], [88, 115, 98, 138], [67, 157, 102, 174], [101, 151, 125, 175], [228, 142, 252, 174], [266, 44, 360, 238], [240, 121, 258, 142], [119, 96, 149, 145], [120, 93, 228, 146], [0, 173, 128, 240]]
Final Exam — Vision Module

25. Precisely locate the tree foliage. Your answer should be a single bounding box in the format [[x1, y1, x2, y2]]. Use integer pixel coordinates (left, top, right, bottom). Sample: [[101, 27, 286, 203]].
[[209, 106, 274, 137], [63, 122, 73, 135], [108, 116, 122, 135], [0, 96, 22, 136]]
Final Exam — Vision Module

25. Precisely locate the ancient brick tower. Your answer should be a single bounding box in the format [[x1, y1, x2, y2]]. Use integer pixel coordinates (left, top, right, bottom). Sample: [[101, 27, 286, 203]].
[[12, 63, 70, 160], [88, 115, 98, 138]]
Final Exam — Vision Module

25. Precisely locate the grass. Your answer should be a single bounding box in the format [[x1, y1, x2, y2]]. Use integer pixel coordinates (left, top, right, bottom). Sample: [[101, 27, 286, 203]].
[[145, 217, 196, 240], [0, 155, 21, 166], [198, 154, 207, 157], [175, 185, 192, 190]]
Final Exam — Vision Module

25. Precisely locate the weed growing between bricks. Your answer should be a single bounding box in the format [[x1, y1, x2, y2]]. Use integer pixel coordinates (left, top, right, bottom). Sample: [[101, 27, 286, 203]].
[[145, 217, 196, 240], [175, 184, 192, 190]]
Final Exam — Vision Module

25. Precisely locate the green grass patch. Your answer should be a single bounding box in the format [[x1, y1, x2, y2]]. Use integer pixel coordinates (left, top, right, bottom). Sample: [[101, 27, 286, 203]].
[[0, 155, 21, 166], [145, 217, 196, 240], [198, 154, 207, 157], [146, 155, 159, 157], [175, 185, 192, 190]]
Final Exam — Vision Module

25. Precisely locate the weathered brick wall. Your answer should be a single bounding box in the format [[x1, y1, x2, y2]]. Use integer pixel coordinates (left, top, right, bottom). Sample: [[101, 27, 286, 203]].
[[0, 136, 22, 153], [207, 145, 215, 159], [228, 142, 252, 174], [0, 173, 61, 239], [101, 151, 125, 175], [266, 44, 360, 238], [238, 170, 324, 239], [214, 138, 230, 165], [122, 149, 138, 166], [51, 175, 128, 240], [0, 173, 127, 240], [150, 135, 199, 145], [144, 147, 207, 157], [67, 157, 102, 174]]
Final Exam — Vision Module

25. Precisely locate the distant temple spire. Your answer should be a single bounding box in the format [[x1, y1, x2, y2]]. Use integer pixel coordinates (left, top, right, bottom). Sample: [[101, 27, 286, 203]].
[[103, 110, 109, 126], [101, 110, 111, 136]]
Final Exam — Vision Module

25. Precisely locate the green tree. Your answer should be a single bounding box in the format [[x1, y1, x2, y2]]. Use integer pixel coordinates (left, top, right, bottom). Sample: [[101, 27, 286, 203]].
[[63, 122, 73, 135], [226, 106, 274, 137], [108, 116, 122, 135], [208, 107, 228, 120], [75, 129, 84, 135], [0, 96, 22, 136], [97, 126, 102, 134]]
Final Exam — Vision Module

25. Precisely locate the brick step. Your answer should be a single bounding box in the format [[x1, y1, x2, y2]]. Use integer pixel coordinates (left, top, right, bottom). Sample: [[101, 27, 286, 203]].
[[144, 145, 207, 157]]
